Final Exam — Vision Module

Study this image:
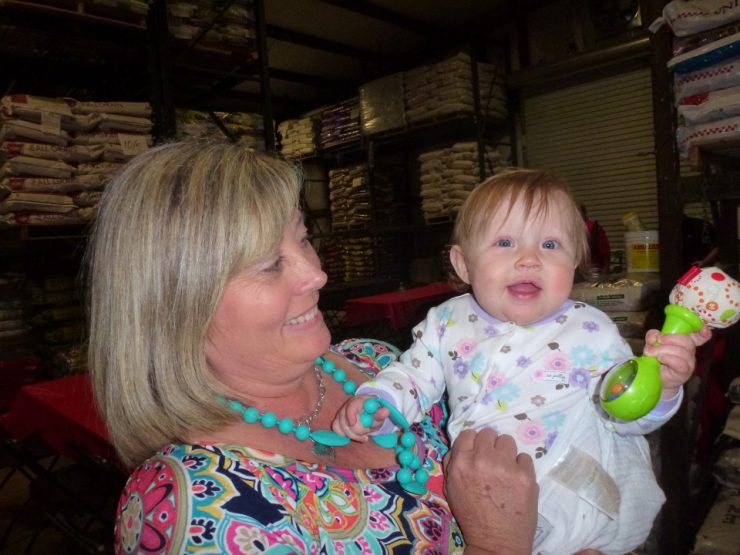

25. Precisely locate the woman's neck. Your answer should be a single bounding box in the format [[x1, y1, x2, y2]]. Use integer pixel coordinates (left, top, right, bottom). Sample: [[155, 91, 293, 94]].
[[191, 352, 398, 469]]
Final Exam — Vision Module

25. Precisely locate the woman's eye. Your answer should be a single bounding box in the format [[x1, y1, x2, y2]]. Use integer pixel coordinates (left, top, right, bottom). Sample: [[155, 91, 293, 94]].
[[264, 257, 283, 272], [300, 235, 311, 247], [542, 240, 559, 250], [496, 239, 512, 247]]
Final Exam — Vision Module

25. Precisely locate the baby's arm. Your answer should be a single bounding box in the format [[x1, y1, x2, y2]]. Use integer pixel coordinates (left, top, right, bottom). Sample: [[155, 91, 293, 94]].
[[332, 303, 451, 440], [332, 395, 390, 442]]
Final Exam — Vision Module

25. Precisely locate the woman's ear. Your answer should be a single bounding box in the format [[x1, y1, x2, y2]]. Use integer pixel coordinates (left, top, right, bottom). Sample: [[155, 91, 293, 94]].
[[449, 245, 471, 284]]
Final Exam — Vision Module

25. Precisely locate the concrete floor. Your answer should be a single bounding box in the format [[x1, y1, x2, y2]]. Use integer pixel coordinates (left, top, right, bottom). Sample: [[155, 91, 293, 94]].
[[0, 454, 116, 554]]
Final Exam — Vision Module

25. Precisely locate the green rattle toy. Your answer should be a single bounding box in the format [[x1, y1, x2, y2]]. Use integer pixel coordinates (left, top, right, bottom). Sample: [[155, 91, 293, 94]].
[[600, 266, 740, 421]]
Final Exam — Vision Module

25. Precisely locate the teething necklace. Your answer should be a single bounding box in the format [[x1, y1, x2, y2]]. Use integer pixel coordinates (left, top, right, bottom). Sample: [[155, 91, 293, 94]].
[[218, 356, 430, 494]]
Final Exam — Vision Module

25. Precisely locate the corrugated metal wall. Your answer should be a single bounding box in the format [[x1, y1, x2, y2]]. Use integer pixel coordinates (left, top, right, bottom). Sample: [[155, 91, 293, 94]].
[[521, 67, 657, 255]]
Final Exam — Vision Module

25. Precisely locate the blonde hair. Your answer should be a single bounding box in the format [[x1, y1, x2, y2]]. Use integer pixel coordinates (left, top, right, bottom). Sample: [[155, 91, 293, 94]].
[[86, 140, 303, 468], [451, 168, 588, 279]]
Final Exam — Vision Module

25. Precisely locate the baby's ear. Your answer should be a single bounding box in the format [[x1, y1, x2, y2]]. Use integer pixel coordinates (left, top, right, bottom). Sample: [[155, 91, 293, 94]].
[[449, 245, 471, 284]]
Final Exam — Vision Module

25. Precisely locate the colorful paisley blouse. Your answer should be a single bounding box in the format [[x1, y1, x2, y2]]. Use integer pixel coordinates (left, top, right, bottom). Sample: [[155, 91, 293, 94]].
[[115, 339, 463, 554]]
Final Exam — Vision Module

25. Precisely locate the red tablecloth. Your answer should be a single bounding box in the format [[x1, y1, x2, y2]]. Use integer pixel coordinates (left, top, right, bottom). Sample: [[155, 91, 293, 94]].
[[344, 282, 455, 330], [3, 373, 112, 461]]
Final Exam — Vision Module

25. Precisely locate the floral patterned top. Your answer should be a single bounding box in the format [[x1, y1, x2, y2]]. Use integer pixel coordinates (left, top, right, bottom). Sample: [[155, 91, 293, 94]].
[[357, 295, 673, 470], [114, 339, 463, 554]]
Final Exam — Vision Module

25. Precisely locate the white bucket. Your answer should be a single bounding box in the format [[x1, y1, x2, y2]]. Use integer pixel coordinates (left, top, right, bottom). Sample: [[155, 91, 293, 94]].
[[624, 230, 659, 273]]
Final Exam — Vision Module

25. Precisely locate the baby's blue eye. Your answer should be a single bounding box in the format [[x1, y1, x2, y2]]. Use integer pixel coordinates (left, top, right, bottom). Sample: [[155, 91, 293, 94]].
[[542, 240, 558, 250], [496, 239, 512, 247]]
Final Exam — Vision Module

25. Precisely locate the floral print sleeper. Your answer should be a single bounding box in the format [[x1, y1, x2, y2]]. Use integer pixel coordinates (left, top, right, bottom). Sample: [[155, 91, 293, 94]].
[[114, 339, 464, 554], [359, 294, 679, 554]]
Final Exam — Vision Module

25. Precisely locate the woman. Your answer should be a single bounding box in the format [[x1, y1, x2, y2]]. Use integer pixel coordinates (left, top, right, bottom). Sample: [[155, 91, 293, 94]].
[[86, 140, 538, 554]]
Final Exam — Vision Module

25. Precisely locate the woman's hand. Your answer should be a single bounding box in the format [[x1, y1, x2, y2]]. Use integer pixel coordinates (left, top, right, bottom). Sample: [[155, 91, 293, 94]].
[[643, 325, 712, 398], [444, 428, 538, 554]]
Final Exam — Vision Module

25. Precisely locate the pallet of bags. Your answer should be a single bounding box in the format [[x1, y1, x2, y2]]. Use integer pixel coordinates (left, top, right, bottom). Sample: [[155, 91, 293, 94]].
[[653, 1, 740, 160], [692, 390, 740, 554], [320, 98, 361, 150], [278, 115, 319, 158], [328, 164, 368, 231], [417, 140, 511, 223], [168, 0, 255, 53], [0, 95, 94, 226]]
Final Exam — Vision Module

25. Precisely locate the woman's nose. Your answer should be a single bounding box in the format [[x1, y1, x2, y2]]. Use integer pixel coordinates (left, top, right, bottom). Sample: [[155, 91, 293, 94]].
[[296, 252, 328, 292]]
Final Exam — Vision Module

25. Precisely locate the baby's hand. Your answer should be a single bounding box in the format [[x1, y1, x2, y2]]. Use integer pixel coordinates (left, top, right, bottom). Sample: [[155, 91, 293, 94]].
[[331, 395, 390, 442], [643, 325, 712, 398]]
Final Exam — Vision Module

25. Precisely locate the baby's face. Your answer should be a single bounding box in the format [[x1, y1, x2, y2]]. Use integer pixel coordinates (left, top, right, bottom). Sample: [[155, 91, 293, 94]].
[[453, 192, 577, 325]]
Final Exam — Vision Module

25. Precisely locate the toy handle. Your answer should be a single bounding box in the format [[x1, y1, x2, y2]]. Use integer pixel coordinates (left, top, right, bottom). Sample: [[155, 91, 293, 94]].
[[599, 304, 703, 421]]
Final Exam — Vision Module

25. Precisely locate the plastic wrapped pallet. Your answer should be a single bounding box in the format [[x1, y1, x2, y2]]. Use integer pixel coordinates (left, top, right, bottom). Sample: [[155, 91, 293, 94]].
[[679, 85, 740, 126], [656, 0, 740, 37], [360, 72, 405, 135], [570, 275, 661, 312], [320, 98, 360, 150], [730, 376, 740, 403], [607, 310, 650, 338], [722, 405, 740, 441], [714, 447, 740, 489]]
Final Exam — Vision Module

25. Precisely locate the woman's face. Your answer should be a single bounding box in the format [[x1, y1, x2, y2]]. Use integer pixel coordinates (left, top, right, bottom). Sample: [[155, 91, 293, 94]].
[[205, 212, 330, 388]]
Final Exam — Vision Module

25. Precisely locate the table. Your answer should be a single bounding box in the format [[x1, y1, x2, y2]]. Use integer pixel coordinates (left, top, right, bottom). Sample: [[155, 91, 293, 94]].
[[344, 282, 455, 331], [3, 373, 112, 462]]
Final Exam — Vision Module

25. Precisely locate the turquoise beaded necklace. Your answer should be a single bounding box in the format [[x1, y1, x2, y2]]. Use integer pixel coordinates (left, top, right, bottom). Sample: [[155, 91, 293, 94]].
[[218, 356, 429, 495]]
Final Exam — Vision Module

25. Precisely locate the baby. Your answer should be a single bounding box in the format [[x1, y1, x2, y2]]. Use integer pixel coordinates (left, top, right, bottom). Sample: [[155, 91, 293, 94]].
[[333, 169, 709, 554]]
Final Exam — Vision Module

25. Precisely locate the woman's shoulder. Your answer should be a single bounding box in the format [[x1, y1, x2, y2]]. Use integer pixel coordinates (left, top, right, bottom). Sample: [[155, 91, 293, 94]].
[[115, 443, 283, 553], [115, 444, 221, 553]]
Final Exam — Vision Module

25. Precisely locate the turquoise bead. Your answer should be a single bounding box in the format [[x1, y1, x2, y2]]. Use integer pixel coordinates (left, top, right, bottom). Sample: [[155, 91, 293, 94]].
[[371, 433, 398, 449], [397, 468, 412, 483], [229, 399, 244, 412], [343, 381, 357, 394], [377, 398, 410, 430], [398, 449, 414, 466], [401, 480, 427, 495], [243, 407, 260, 423], [278, 418, 294, 434], [322, 359, 335, 373], [333, 369, 346, 382], [294, 425, 310, 441], [363, 398, 379, 414], [262, 412, 277, 427], [359, 413, 373, 428], [408, 456, 421, 470], [415, 469, 430, 485], [311, 429, 351, 447], [400, 431, 415, 448]]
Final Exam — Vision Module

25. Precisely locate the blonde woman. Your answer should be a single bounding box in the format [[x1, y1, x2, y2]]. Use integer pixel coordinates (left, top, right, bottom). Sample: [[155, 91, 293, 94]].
[[86, 140, 538, 554]]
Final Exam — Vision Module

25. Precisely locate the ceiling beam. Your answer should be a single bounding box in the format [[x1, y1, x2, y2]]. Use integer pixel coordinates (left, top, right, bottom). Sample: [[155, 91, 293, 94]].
[[266, 24, 390, 66], [318, 0, 441, 36]]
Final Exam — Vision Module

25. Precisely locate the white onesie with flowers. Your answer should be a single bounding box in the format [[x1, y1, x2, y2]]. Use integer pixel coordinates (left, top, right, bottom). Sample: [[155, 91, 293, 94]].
[[359, 293, 677, 555]]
